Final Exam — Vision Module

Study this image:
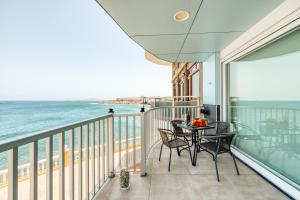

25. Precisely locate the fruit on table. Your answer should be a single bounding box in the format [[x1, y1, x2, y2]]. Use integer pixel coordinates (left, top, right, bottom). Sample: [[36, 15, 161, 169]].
[[192, 118, 207, 127]]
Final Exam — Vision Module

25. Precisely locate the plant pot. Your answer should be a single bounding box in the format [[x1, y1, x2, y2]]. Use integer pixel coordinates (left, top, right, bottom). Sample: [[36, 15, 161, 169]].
[[120, 169, 130, 191], [120, 183, 130, 191]]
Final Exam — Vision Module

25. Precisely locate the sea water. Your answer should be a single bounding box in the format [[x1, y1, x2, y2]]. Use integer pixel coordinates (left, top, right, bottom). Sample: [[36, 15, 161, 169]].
[[0, 101, 143, 170]]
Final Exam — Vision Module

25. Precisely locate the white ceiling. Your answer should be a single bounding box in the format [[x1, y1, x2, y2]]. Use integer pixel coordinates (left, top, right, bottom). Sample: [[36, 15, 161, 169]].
[[96, 0, 284, 62]]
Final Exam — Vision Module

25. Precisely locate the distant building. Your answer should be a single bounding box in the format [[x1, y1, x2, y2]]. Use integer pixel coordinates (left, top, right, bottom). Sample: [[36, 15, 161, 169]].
[[172, 62, 201, 101]]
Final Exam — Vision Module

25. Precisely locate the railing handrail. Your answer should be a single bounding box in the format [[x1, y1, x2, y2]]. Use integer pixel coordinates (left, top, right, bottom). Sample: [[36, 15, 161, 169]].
[[230, 105, 300, 111], [0, 114, 113, 153], [0, 105, 202, 152], [0, 105, 202, 199], [145, 105, 203, 113], [148, 96, 200, 99], [114, 113, 141, 117]]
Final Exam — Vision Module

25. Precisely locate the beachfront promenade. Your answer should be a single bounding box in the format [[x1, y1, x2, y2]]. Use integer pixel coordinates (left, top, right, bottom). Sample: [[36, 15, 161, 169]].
[[0, 141, 141, 200]]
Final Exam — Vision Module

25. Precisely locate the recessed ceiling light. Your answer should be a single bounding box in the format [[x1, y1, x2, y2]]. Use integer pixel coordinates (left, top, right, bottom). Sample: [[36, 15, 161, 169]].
[[174, 10, 189, 22]]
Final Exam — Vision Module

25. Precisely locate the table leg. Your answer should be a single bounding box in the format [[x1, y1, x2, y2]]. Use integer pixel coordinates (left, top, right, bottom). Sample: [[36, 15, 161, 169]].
[[193, 143, 198, 166], [192, 131, 198, 166], [197, 131, 201, 152]]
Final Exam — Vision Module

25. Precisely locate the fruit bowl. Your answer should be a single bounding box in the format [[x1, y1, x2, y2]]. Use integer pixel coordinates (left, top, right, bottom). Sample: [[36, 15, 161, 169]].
[[192, 118, 207, 127]]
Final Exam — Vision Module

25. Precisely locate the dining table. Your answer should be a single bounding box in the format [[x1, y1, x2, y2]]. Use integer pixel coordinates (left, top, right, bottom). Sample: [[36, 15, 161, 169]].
[[177, 123, 215, 166]]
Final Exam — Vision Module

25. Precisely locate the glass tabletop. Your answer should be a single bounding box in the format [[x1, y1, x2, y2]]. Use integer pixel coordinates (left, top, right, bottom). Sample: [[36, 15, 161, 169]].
[[177, 123, 215, 131]]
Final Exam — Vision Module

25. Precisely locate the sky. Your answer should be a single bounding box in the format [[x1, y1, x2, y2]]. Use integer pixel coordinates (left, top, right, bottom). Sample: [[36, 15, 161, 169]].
[[0, 0, 171, 100]]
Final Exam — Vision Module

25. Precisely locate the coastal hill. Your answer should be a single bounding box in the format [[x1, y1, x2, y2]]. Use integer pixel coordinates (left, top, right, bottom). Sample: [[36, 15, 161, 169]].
[[98, 97, 144, 105]]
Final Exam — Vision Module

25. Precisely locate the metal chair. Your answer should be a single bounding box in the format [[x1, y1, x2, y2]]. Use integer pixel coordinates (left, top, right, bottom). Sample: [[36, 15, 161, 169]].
[[199, 122, 240, 181], [170, 119, 193, 155], [158, 128, 192, 171]]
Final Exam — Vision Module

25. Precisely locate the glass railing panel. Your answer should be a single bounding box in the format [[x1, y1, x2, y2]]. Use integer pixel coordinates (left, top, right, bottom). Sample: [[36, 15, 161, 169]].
[[231, 102, 300, 188]]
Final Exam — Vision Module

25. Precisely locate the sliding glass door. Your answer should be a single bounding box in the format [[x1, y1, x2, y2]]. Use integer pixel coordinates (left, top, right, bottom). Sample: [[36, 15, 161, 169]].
[[229, 27, 300, 189]]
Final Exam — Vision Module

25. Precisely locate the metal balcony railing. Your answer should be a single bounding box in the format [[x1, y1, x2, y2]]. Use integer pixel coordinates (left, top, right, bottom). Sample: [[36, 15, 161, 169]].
[[141, 106, 202, 175], [0, 105, 202, 200], [147, 96, 201, 108]]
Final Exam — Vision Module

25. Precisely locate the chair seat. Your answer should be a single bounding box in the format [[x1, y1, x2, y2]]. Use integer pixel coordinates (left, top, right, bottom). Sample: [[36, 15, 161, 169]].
[[158, 128, 193, 171], [200, 141, 230, 153], [176, 132, 192, 138], [169, 138, 189, 148]]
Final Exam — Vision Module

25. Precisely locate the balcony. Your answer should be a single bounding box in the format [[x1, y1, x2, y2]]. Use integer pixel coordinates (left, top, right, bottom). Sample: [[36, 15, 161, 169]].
[[0, 105, 289, 200], [96, 145, 287, 200]]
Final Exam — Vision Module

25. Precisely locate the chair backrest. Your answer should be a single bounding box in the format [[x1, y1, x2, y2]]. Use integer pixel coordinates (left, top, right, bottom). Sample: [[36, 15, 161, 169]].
[[170, 119, 184, 136], [216, 122, 229, 135], [158, 129, 173, 147], [205, 121, 229, 135], [216, 122, 232, 151]]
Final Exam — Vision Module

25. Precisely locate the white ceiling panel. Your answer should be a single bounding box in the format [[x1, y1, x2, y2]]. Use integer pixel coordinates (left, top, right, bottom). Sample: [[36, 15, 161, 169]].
[[182, 32, 243, 53], [190, 0, 284, 33], [177, 52, 213, 62], [96, 0, 285, 62], [155, 54, 179, 62], [133, 35, 186, 55], [96, 0, 202, 36]]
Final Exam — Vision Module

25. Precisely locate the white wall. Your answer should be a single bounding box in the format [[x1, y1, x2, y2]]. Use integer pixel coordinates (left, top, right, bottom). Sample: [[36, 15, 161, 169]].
[[203, 53, 221, 105]]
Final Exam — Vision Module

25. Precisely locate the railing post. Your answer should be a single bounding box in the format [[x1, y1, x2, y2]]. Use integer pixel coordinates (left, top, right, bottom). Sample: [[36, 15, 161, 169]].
[[46, 136, 53, 200], [108, 108, 115, 178], [69, 129, 75, 200], [30, 141, 38, 200], [8, 147, 18, 200], [140, 107, 147, 177], [59, 132, 65, 200]]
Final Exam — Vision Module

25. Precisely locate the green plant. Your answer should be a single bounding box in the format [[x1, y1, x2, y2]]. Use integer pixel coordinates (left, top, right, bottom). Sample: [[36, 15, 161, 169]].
[[120, 169, 130, 189]]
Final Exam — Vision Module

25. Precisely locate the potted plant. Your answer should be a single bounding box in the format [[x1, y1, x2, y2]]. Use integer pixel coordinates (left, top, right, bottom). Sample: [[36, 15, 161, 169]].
[[120, 169, 130, 190]]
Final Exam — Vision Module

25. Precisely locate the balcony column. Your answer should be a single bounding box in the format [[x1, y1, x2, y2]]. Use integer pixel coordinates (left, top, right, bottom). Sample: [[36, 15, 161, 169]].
[[188, 75, 192, 101], [177, 78, 181, 101], [172, 83, 176, 98], [108, 108, 115, 178], [203, 53, 221, 105], [184, 66, 190, 101]]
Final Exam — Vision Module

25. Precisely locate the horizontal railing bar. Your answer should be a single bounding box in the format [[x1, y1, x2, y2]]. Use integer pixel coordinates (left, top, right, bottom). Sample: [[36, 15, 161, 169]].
[[114, 113, 141, 117], [150, 96, 200, 99], [145, 105, 203, 113], [230, 105, 300, 111], [0, 105, 202, 200], [0, 106, 200, 153], [0, 114, 113, 153]]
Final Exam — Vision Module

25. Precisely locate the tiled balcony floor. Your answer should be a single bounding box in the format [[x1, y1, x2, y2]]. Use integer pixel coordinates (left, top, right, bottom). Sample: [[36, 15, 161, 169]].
[[95, 145, 288, 200]]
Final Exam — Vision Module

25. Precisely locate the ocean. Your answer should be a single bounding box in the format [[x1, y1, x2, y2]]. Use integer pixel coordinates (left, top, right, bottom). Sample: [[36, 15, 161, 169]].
[[0, 101, 143, 170]]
